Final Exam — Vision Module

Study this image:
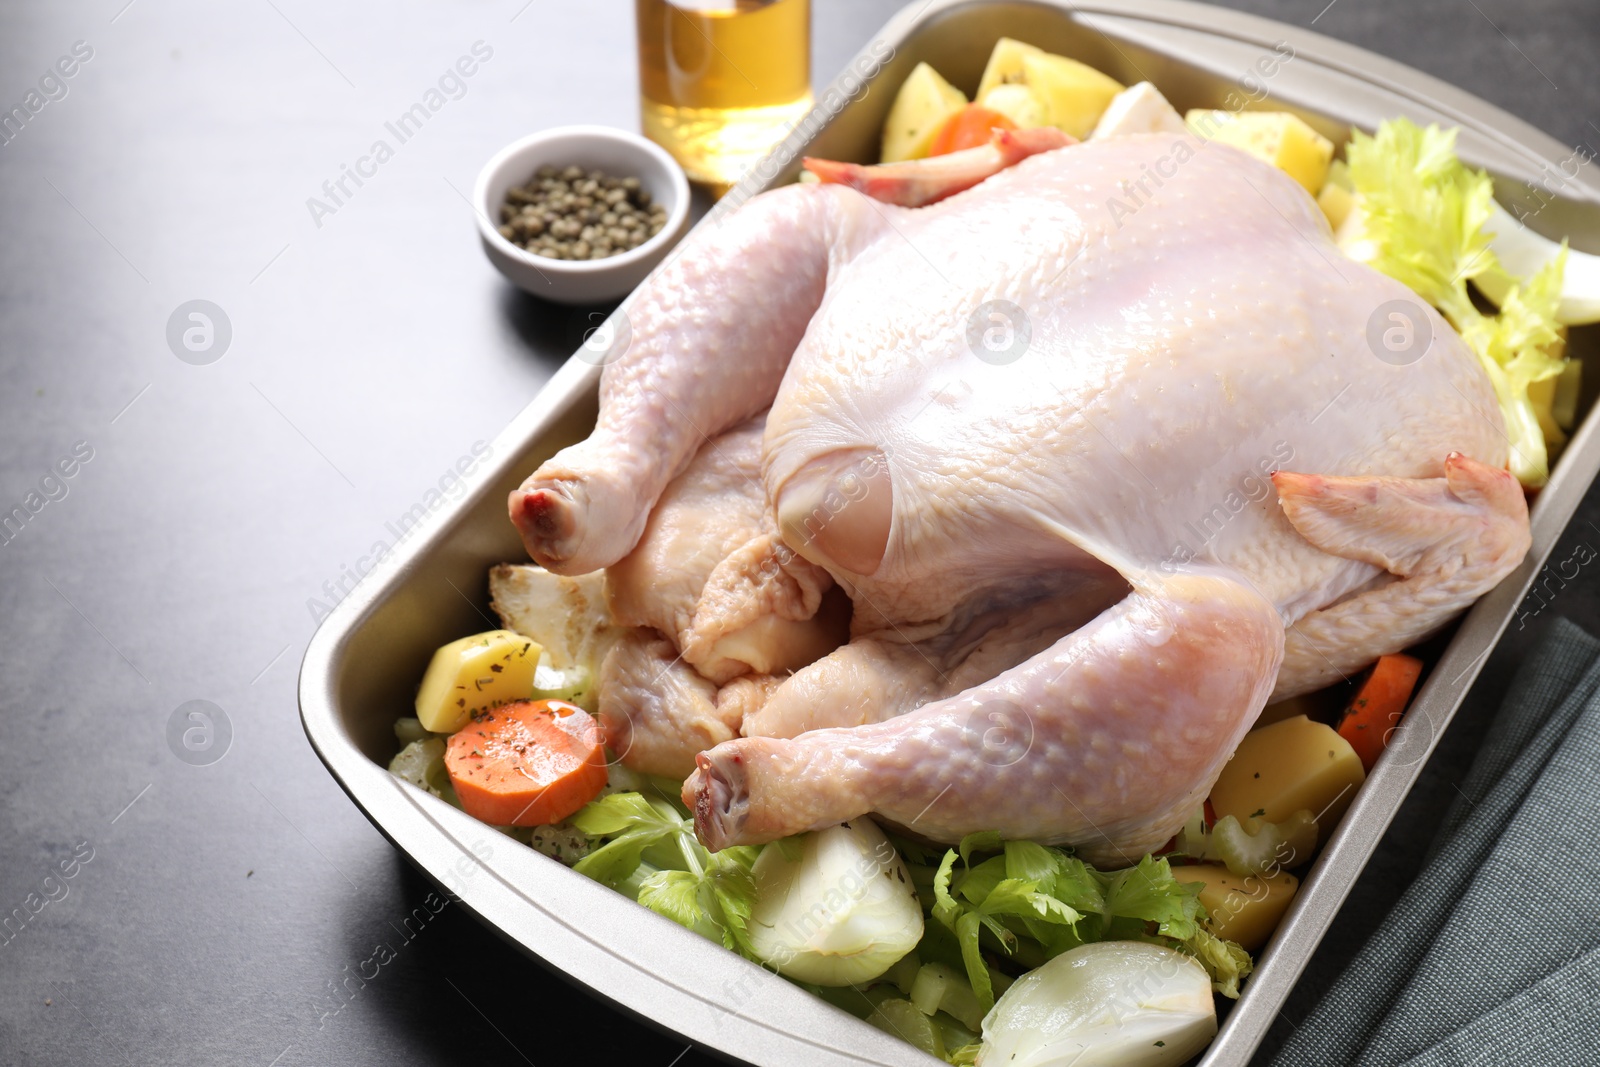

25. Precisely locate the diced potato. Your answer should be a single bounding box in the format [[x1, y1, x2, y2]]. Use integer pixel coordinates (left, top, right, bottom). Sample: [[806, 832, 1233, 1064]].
[[1171, 864, 1299, 952], [1021, 53, 1124, 139], [489, 563, 620, 672], [881, 61, 969, 163], [1317, 181, 1355, 231], [414, 629, 540, 733], [978, 83, 1049, 130], [1210, 715, 1365, 833], [975, 37, 1045, 102], [1185, 109, 1335, 194], [1090, 81, 1186, 140]]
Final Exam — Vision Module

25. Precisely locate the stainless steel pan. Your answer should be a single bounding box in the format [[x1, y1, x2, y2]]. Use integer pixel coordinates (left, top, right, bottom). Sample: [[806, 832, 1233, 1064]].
[[299, 2, 1600, 1062]]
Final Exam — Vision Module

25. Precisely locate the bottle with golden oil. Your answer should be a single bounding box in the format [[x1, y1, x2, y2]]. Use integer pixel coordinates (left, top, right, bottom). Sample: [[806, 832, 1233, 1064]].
[[635, 0, 812, 192]]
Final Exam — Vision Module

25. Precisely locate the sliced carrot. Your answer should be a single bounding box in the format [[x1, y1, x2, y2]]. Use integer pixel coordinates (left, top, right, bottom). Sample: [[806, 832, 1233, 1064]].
[[1336, 654, 1424, 771], [928, 105, 1017, 156], [445, 699, 607, 826]]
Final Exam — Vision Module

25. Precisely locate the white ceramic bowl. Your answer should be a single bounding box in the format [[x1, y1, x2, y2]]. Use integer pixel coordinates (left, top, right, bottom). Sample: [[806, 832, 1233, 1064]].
[[474, 125, 691, 304]]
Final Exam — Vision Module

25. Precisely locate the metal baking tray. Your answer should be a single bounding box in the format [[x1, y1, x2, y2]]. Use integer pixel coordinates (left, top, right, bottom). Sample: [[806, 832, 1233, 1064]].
[[299, 2, 1600, 1063]]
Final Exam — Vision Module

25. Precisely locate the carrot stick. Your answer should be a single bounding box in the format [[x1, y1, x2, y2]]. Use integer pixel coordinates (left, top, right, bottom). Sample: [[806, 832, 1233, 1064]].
[[1337, 654, 1424, 771], [445, 699, 607, 826]]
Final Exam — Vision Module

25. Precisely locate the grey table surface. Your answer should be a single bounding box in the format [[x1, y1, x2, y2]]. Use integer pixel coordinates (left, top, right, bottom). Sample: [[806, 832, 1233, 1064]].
[[1, 1, 1596, 1064]]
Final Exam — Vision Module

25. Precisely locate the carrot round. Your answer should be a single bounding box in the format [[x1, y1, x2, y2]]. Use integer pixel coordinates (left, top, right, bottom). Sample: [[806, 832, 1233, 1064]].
[[1337, 654, 1424, 771], [444, 699, 607, 826], [928, 105, 1017, 156]]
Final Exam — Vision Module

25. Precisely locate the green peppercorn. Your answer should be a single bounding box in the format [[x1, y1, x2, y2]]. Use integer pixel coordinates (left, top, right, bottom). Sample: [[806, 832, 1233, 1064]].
[[498, 164, 666, 261]]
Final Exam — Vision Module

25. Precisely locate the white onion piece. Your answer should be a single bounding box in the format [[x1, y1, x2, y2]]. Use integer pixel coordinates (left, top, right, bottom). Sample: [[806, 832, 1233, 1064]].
[[747, 819, 922, 986], [1479, 200, 1600, 325], [977, 942, 1217, 1067]]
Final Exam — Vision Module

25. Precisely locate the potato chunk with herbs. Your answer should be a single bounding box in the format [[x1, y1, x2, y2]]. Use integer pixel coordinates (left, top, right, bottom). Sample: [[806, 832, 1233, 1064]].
[[881, 61, 968, 163], [1185, 109, 1334, 194], [1021, 53, 1124, 138], [975, 37, 1045, 102], [1210, 714, 1365, 834], [414, 629, 540, 733], [1171, 864, 1299, 952]]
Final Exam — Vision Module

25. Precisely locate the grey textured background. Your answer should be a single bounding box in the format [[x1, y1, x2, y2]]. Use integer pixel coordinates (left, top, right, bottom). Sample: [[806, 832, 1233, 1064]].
[[0, 1, 1595, 1065]]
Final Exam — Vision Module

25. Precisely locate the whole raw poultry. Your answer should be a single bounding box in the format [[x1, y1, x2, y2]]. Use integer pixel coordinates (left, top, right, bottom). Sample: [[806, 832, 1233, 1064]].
[[508, 131, 1529, 866]]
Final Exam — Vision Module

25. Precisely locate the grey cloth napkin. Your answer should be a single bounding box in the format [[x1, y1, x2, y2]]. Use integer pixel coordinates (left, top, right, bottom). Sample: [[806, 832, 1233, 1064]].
[[1268, 617, 1600, 1066]]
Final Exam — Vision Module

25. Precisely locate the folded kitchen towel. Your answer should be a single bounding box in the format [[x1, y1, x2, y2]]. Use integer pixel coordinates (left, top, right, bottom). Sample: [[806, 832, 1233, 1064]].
[[1268, 617, 1600, 1067]]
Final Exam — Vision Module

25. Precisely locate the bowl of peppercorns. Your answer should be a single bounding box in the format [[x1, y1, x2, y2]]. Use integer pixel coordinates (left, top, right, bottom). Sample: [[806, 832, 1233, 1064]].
[[473, 125, 691, 304]]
